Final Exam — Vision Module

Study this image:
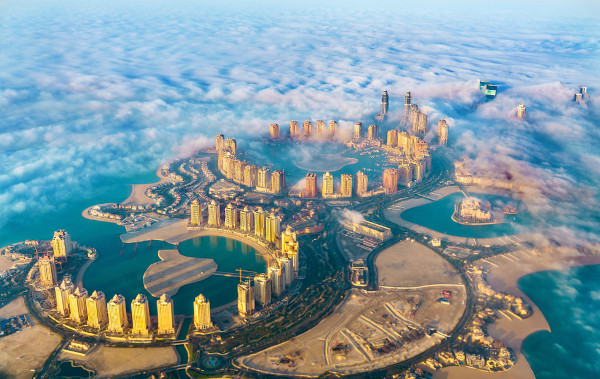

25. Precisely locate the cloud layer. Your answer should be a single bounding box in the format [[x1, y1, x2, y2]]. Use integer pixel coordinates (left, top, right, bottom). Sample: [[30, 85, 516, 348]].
[[0, 1, 599, 251]]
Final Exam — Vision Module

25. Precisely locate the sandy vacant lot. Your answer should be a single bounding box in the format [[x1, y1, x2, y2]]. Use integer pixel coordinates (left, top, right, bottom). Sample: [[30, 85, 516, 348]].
[[0, 297, 62, 379], [60, 346, 178, 378], [376, 240, 463, 288]]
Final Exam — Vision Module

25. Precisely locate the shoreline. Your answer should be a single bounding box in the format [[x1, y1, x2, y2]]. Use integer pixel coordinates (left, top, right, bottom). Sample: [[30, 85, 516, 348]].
[[433, 251, 600, 379], [385, 185, 526, 246], [121, 167, 175, 206]]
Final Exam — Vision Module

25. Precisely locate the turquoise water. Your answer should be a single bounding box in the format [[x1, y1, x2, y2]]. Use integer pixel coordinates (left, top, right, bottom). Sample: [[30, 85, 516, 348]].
[[520, 265, 600, 378], [400, 192, 524, 238], [83, 235, 266, 315]]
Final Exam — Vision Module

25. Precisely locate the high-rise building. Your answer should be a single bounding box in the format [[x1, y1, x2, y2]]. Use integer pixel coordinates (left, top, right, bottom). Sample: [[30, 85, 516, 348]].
[[208, 200, 221, 226], [244, 164, 258, 188], [157, 293, 175, 334], [237, 281, 254, 318], [438, 119, 449, 146], [305, 173, 317, 198], [340, 174, 353, 197], [387, 130, 399, 147], [268, 264, 283, 297], [254, 274, 272, 307], [86, 290, 108, 329], [353, 122, 363, 140], [381, 90, 389, 115], [367, 124, 379, 141], [225, 138, 237, 155], [322, 172, 334, 197], [290, 121, 299, 138], [131, 293, 151, 335], [265, 212, 281, 243], [234, 160, 246, 183], [383, 168, 399, 194], [51, 230, 72, 259], [239, 206, 254, 232], [38, 255, 58, 289], [224, 203, 238, 229], [190, 199, 202, 226], [253, 207, 266, 237], [271, 170, 285, 194], [258, 166, 271, 190], [216, 134, 225, 151], [398, 163, 413, 185], [69, 287, 88, 324], [517, 104, 526, 119], [193, 294, 212, 330], [303, 121, 312, 137], [55, 277, 74, 316], [356, 171, 368, 197], [270, 123, 280, 139], [315, 120, 325, 136], [278, 257, 293, 288], [107, 294, 128, 333], [329, 120, 338, 138], [404, 91, 412, 118], [281, 226, 299, 275]]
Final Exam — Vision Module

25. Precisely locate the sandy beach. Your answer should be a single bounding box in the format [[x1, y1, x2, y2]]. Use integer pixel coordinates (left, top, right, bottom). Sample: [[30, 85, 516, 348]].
[[433, 250, 600, 379], [121, 167, 176, 206]]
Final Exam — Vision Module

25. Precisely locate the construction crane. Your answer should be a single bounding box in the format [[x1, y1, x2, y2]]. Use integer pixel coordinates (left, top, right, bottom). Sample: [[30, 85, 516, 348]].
[[236, 269, 259, 282]]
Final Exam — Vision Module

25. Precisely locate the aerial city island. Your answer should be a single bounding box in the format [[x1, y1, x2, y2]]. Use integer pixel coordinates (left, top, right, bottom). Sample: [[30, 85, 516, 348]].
[[0, 83, 591, 379]]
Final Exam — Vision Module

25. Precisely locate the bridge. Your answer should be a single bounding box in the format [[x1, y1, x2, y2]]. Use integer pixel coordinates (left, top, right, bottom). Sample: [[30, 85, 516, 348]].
[[213, 271, 255, 280]]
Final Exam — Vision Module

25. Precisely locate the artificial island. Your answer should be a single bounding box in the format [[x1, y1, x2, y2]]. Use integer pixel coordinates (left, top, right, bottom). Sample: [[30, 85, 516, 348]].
[[2, 83, 591, 379]]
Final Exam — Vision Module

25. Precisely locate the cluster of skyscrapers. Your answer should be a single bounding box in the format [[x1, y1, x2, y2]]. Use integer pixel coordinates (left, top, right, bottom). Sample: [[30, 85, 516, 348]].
[[37, 230, 74, 289], [189, 199, 283, 245], [271, 120, 339, 140], [53, 276, 212, 336], [303, 171, 366, 198], [217, 135, 285, 194], [237, 225, 300, 319], [574, 86, 588, 102]]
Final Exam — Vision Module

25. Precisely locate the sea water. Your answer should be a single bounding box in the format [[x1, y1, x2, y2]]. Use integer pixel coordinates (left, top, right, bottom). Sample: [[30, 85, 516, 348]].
[[519, 265, 600, 378]]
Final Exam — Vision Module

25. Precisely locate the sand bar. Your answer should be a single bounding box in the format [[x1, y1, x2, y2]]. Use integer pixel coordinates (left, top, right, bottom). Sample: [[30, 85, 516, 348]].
[[121, 167, 176, 206]]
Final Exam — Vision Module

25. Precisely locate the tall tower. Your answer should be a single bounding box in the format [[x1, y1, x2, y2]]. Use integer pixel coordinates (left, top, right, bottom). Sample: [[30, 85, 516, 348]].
[[290, 121, 299, 138], [367, 124, 379, 141], [271, 170, 285, 194], [38, 255, 58, 289], [237, 281, 255, 318], [253, 207, 266, 237], [278, 257, 293, 288], [305, 173, 317, 198], [340, 174, 353, 197], [303, 121, 312, 138], [383, 168, 399, 194], [265, 212, 281, 244], [239, 206, 254, 232], [353, 122, 363, 140], [69, 287, 89, 324], [190, 199, 202, 226], [193, 294, 212, 330], [315, 120, 325, 137], [86, 290, 108, 329], [254, 274, 272, 307], [244, 164, 258, 187], [322, 172, 334, 197], [215, 134, 225, 151], [268, 264, 283, 297], [281, 225, 299, 275], [208, 200, 221, 226], [356, 171, 368, 197], [225, 138, 237, 155], [438, 119, 449, 146], [517, 104, 526, 119], [131, 293, 151, 336], [329, 120, 338, 138], [51, 230, 72, 259], [224, 203, 238, 229], [387, 130, 399, 147], [381, 90, 389, 115], [157, 293, 175, 334], [107, 294, 129, 333], [55, 277, 74, 316], [270, 123, 280, 139], [258, 167, 271, 190], [404, 91, 412, 118]]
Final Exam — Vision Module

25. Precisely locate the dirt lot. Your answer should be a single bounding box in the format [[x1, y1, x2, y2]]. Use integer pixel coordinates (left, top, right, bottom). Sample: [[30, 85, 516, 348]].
[[0, 297, 62, 379]]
